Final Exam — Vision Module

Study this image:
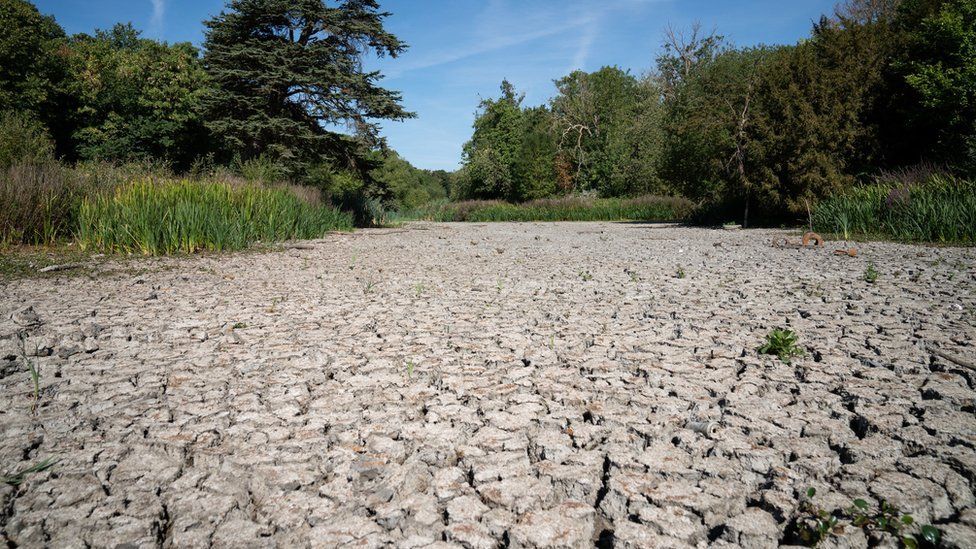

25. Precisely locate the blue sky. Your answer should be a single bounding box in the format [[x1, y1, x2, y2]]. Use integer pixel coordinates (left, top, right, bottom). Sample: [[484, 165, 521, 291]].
[[35, 0, 838, 171]]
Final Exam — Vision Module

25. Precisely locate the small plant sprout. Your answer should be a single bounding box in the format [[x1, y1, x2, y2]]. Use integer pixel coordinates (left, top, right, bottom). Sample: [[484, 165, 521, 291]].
[[579, 270, 593, 282], [2, 457, 59, 486], [865, 263, 880, 283], [361, 278, 377, 295], [406, 360, 415, 379], [414, 283, 426, 297], [676, 266, 686, 279], [17, 334, 40, 412], [758, 328, 804, 364], [232, 322, 247, 329]]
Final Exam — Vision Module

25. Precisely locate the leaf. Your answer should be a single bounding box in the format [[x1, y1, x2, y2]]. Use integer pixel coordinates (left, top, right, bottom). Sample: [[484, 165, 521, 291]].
[[920, 525, 940, 544], [853, 498, 869, 510], [901, 515, 914, 526], [902, 535, 918, 549], [807, 487, 816, 498]]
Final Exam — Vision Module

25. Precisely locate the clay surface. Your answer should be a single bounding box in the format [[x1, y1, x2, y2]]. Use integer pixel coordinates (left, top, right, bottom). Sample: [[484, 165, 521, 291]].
[[1, 222, 974, 548]]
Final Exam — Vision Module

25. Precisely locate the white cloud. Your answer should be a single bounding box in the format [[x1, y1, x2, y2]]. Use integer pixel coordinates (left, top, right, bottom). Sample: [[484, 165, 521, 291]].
[[149, 0, 166, 35]]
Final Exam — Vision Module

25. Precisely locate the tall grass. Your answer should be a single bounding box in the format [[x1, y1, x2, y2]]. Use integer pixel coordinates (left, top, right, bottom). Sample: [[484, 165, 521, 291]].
[[77, 180, 352, 255], [813, 174, 976, 244], [398, 195, 695, 223]]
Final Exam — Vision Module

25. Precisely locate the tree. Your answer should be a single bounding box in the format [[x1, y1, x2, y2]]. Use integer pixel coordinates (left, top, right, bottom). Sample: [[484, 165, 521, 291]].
[[551, 67, 651, 196], [0, 0, 69, 148], [202, 0, 413, 174], [460, 80, 525, 200], [63, 24, 210, 167], [893, 0, 976, 172]]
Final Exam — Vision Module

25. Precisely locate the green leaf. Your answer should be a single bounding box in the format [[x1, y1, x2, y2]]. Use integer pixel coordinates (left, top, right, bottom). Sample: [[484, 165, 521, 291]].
[[902, 535, 918, 549], [807, 487, 816, 498], [920, 525, 940, 544], [901, 515, 914, 526], [853, 498, 868, 510]]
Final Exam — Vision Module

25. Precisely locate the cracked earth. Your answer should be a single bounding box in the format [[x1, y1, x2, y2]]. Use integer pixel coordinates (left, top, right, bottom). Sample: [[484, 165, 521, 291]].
[[1, 222, 975, 548]]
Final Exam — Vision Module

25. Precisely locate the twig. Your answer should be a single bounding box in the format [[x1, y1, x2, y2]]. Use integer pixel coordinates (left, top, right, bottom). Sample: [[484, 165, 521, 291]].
[[38, 263, 86, 273]]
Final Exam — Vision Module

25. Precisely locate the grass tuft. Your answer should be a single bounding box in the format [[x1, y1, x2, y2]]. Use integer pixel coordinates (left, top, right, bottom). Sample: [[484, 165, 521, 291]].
[[77, 180, 352, 255]]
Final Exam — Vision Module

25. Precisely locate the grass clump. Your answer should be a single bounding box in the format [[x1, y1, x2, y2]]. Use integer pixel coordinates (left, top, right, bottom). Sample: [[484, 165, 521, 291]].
[[397, 194, 695, 223], [77, 180, 353, 255], [758, 328, 804, 363], [813, 173, 976, 244]]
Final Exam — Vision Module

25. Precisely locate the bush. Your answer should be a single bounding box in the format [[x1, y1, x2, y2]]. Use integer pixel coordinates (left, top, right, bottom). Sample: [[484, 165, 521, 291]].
[[0, 162, 97, 245], [77, 179, 353, 255], [813, 174, 976, 244], [0, 111, 55, 170], [398, 194, 695, 223]]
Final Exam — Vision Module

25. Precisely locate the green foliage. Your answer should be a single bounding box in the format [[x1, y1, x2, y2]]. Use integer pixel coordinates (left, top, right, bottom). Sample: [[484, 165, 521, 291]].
[[549, 67, 666, 198], [202, 0, 413, 174], [77, 179, 352, 255], [0, 110, 55, 169], [0, 0, 66, 130], [813, 173, 976, 243], [460, 80, 525, 200], [63, 24, 210, 168], [398, 194, 694, 223], [797, 488, 942, 548], [865, 263, 880, 283], [369, 151, 450, 211], [894, 0, 976, 171], [758, 328, 804, 363]]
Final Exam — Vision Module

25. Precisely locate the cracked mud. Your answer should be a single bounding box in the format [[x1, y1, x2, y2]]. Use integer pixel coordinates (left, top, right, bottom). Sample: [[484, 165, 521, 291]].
[[1, 222, 975, 548]]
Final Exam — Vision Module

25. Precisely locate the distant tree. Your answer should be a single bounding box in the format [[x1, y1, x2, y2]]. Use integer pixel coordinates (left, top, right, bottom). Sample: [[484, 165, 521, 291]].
[[202, 0, 413, 175], [512, 106, 558, 200], [461, 80, 525, 200], [0, 0, 68, 147], [551, 66, 651, 197], [369, 150, 449, 210], [63, 24, 210, 167], [893, 0, 976, 172]]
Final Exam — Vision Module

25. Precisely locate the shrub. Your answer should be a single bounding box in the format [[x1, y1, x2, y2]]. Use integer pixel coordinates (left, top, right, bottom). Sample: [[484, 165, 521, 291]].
[[0, 111, 55, 170], [398, 194, 695, 223], [77, 179, 352, 255]]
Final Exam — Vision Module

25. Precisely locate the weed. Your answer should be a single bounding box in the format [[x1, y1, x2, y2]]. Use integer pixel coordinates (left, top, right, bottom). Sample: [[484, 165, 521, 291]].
[[414, 283, 426, 297], [579, 270, 593, 282], [865, 263, 880, 284], [676, 266, 686, 279], [394, 195, 696, 223], [797, 488, 941, 548], [362, 279, 377, 295], [406, 360, 415, 378], [2, 457, 59, 486], [759, 328, 804, 364], [232, 322, 248, 329]]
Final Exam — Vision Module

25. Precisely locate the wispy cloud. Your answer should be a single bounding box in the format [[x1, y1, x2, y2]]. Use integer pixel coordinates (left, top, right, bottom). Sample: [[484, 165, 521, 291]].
[[149, 0, 166, 36], [385, 0, 668, 78]]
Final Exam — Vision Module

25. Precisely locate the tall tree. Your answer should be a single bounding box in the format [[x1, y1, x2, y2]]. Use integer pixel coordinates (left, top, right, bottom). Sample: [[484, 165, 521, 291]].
[[460, 80, 525, 200], [0, 0, 69, 148], [202, 0, 413, 174], [64, 24, 210, 167]]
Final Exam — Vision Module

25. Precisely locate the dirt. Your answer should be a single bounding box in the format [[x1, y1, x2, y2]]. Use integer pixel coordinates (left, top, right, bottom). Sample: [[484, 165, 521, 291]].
[[1, 222, 974, 548]]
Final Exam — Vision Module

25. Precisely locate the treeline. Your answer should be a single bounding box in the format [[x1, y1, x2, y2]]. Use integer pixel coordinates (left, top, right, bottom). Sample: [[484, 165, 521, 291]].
[[457, 0, 976, 225], [0, 0, 447, 219]]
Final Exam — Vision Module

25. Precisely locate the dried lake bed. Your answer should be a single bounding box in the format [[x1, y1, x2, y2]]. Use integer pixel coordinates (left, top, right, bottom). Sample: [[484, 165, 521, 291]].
[[1, 222, 974, 548]]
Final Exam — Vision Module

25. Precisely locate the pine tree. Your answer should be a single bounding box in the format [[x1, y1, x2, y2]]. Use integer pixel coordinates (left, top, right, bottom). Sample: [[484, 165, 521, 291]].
[[202, 0, 413, 174]]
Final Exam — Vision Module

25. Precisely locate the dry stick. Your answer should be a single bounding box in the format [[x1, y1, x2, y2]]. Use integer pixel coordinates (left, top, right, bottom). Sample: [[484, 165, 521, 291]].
[[930, 347, 976, 371]]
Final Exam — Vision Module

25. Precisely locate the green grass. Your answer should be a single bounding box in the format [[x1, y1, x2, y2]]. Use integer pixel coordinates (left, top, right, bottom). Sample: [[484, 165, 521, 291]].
[[396, 194, 695, 223], [813, 175, 976, 244], [77, 180, 353, 255]]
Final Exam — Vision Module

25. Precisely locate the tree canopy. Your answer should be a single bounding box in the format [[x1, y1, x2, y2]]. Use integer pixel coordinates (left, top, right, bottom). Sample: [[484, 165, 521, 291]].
[[202, 0, 414, 174]]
